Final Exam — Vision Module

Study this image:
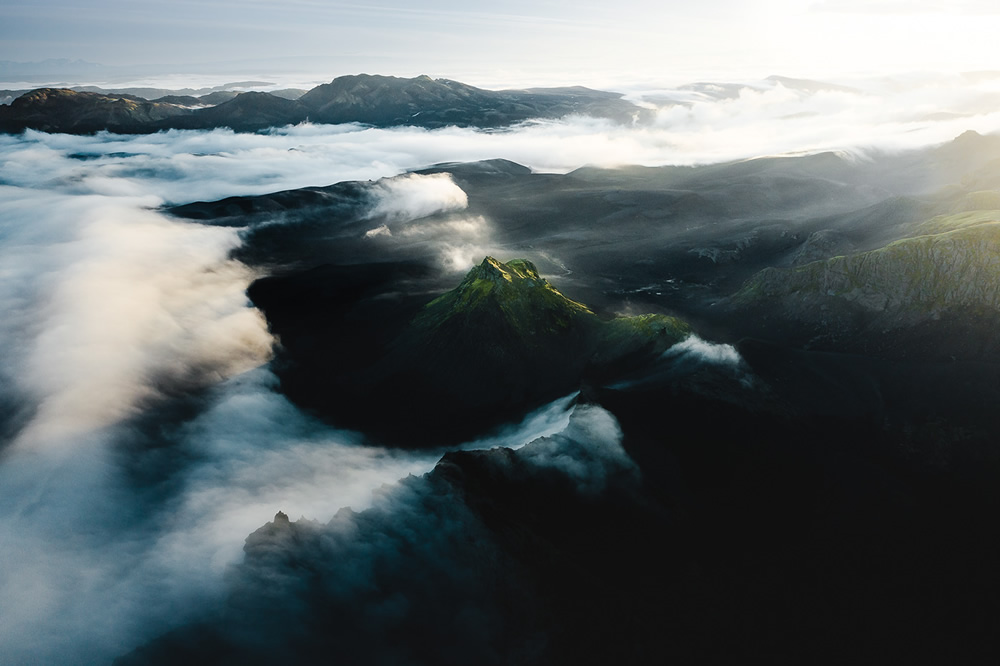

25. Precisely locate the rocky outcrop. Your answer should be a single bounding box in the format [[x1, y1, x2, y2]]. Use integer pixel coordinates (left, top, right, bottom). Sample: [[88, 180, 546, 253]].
[[115, 405, 679, 666]]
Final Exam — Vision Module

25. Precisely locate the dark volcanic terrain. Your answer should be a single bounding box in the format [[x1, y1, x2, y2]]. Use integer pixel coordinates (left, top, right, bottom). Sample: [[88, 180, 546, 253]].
[[112, 130, 1000, 663], [163, 131, 1000, 451]]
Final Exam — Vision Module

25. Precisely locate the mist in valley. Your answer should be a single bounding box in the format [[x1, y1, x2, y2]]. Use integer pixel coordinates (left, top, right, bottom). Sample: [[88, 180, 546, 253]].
[[3, 63, 1000, 663]]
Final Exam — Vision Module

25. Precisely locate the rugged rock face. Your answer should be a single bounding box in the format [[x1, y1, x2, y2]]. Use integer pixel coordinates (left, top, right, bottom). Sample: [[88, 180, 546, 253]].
[[408, 256, 688, 360], [410, 257, 596, 348], [738, 223, 1000, 314]]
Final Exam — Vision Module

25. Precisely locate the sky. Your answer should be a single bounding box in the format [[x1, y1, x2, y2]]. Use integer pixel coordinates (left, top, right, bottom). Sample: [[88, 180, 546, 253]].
[[3, 1, 1000, 88]]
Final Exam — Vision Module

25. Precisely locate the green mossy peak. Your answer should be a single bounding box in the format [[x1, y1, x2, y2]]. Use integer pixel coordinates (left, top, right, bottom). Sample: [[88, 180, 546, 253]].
[[470, 256, 542, 283], [409, 256, 688, 366], [307, 256, 692, 446], [417, 257, 593, 335]]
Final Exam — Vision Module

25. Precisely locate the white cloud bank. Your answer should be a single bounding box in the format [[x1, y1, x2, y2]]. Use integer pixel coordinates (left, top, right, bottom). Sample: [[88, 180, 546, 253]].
[[4, 72, 1000, 208], [366, 172, 469, 221]]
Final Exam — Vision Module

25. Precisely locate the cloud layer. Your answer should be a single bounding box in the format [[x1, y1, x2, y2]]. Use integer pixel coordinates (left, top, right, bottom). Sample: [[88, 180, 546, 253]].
[[5, 73, 1000, 204], [0, 364, 577, 664], [1, 72, 998, 663]]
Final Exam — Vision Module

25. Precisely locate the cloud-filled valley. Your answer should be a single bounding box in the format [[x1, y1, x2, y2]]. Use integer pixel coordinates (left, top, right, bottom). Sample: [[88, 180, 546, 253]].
[[6, 72, 1000, 202], [5, 71, 1000, 664]]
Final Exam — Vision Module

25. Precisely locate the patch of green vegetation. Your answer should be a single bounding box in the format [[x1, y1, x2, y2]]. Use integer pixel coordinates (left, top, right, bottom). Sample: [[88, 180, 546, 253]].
[[733, 222, 1000, 317], [504, 259, 539, 280], [952, 190, 1000, 213], [594, 313, 691, 364], [412, 257, 691, 364], [604, 313, 690, 340], [416, 257, 592, 333], [913, 209, 1000, 236]]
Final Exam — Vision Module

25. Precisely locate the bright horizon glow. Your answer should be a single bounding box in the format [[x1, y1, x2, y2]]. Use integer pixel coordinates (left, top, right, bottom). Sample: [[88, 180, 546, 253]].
[[3, 2, 1000, 90]]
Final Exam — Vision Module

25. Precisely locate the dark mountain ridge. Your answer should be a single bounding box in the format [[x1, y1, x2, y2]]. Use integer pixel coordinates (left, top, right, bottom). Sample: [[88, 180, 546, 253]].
[[112, 128, 1000, 665], [171, 130, 1000, 450], [251, 256, 690, 447], [0, 87, 190, 133], [118, 343, 1000, 666], [159, 91, 310, 131], [0, 73, 648, 134]]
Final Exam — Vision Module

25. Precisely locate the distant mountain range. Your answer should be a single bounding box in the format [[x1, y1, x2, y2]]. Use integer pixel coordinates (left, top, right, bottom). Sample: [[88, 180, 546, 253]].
[[0, 82, 294, 107], [0, 74, 648, 133]]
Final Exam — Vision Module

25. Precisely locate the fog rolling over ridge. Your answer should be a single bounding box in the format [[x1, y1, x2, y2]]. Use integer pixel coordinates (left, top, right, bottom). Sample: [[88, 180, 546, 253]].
[[2, 70, 1000, 664], [8, 72, 1000, 169]]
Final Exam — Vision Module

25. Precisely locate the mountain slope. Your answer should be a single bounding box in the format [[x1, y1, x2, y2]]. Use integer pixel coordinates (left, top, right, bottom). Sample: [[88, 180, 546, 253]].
[[0, 88, 191, 133], [299, 73, 645, 127], [728, 219, 1000, 356], [156, 91, 309, 131], [258, 257, 690, 446], [0, 74, 647, 134]]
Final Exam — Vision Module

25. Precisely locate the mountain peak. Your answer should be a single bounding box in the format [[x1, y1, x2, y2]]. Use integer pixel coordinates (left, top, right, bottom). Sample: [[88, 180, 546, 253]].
[[466, 256, 542, 285], [412, 257, 593, 343], [443, 257, 590, 317], [278, 255, 688, 447]]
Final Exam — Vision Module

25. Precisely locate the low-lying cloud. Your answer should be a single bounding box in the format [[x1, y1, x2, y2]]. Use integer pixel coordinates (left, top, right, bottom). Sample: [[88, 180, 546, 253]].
[[4, 73, 1000, 213], [360, 172, 489, 271], [0, 135, 574, 660], [365, 172, 469, 221], [519, 403, 638, 495], [663, 335, 744, 368], [658, 335, 757, 390], [0, 187, 273, 452], [2, 70, 999, 663], [110, 401, 633, 664], [0, 361, 577, 664]]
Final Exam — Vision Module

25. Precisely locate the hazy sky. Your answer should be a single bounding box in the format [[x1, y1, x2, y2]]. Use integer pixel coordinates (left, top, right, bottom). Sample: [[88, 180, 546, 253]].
[[3, 2, 1000, 87]]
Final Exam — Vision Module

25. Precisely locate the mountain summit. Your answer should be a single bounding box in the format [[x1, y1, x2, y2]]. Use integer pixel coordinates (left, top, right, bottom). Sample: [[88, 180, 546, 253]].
[[329, 257, 691, 445], [412, 257, 594, 343], [298, 74, 644, 127]]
